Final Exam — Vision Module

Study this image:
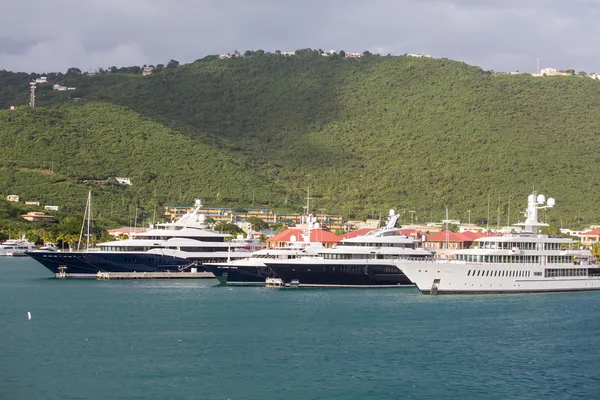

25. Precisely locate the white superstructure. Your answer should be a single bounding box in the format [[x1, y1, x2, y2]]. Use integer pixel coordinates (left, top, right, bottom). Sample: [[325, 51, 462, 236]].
[[396, 191, 600, 294], [270, 211, 432, 266], [0, 236, 36, 256], [90, 199, 262, 262], [262, 210, 434, 288]]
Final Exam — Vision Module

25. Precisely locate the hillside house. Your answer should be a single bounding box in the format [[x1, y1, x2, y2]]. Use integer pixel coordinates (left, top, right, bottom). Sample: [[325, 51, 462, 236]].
[[35, 77, 47, 84], [44, 205, 59, 211], [532, 68, 571, 77], [6, 195, 19, 202], [580, 229, 600, 246], [345, 52, 362, 59], [142, 66, 154, 76], [115, 177, 132, 186], [459, 224, 486, 233], [25, 200, 40, 206], [407, 53, 432, 58], [21, 212, 55, 222]]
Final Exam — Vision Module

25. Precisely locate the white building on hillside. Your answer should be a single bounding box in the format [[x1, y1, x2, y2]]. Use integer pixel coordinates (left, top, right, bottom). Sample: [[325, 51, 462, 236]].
[[115, 177, 132, 186]]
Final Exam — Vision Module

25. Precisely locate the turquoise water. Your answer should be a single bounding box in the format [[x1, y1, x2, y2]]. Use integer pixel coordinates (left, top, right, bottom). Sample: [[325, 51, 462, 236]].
[[2, 258, 600, 400]]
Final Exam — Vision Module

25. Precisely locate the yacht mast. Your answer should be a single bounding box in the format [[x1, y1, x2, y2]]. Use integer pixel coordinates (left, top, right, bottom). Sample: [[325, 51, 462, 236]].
[[87, 191, 91, 249], [78, 190, 92, 251]]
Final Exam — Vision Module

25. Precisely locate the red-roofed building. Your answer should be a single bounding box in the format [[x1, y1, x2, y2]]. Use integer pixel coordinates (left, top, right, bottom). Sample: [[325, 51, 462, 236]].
[[339, 228, 374, 240], [459, 230, 496, 241], [267, 228, 340, 248], [581, 229, 600, 246], [424, 230, 477, 252]]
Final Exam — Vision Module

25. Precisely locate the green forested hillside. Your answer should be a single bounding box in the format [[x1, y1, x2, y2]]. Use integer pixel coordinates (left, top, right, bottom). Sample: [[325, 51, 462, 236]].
[[2, 52, 600, 226]]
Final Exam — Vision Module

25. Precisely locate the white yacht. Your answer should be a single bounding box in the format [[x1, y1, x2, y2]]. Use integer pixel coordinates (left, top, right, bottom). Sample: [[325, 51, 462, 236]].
[[0, 236, 36, 256], [262, 210, 433, 287], [26, 199, 262, 277], [395, 191, 599, 294]]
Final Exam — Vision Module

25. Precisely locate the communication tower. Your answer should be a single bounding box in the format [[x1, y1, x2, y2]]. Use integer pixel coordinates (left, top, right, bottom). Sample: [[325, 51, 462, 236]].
[[29, 81, 36, 107]]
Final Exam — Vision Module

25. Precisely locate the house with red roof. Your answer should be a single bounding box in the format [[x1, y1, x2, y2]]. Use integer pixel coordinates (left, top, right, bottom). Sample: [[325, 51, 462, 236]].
[[424, 230, 478, 252], [580, 229, 600, 246], [267, 228, 340, 248]]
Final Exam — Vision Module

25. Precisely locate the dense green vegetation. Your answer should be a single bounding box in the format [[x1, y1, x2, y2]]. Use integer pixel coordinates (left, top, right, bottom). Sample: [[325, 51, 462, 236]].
[[2, 51, 600, 231]]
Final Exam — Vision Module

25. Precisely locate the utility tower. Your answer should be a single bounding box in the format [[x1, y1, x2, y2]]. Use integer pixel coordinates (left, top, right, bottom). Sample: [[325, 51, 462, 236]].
[[29, 81, 36, 107]]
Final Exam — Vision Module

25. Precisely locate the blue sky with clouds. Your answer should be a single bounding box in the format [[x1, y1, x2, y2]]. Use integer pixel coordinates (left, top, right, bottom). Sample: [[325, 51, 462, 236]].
[[1, 0, 599, 73]]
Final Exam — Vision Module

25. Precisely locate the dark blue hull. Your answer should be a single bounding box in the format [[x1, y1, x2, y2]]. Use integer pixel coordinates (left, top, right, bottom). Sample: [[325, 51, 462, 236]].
[[265, 262, 413, 287], [26, 252, 193, 276], [204, 264, 278, 285]]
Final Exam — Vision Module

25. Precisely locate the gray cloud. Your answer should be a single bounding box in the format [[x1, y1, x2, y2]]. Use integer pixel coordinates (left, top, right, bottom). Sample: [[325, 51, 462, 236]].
[[1, 0, 599, 73]]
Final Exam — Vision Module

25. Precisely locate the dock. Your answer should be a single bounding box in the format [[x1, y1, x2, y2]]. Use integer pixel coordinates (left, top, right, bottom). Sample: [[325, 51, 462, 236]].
[[94, 271, 215, 280]]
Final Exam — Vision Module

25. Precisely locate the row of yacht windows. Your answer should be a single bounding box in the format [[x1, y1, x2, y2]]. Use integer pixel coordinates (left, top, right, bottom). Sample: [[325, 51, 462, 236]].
[[334, 266, 397, 273], [340, 243, 415, 248], [456, 255, 574, 264], [252, 254, 298, 259], [544, 268, 588, 277], [457, 255, 541, 263], [475, 242, 563, 250], [467, 268, 590, 278], [323, 254, 420, 260], [103, 246, 225, 252], [140, 236, 225, 242], [468, 270, 531, 277]]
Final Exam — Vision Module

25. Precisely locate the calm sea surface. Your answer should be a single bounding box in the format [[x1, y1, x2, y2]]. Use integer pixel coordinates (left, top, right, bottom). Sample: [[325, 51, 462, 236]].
[[2, 257, 600, 400]]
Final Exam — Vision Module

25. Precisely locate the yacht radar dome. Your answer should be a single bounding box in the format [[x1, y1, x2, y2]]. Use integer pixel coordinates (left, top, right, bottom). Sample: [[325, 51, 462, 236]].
[[537, 194, 546, 204], [389, 209, 396, 216], [528, 194, 535, 202], [547, 198, 556, 207]]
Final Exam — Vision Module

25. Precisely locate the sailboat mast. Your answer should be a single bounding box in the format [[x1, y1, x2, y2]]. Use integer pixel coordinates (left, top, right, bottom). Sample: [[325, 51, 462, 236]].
[[78, 190, 91, 251], [87, 191, 92, 249]]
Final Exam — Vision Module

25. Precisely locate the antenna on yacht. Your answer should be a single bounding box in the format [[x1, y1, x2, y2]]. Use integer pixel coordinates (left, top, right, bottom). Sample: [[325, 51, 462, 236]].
[[305, 187, 312, 215], [514, 190, 555, 234], [385, 209, 399, 229]]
